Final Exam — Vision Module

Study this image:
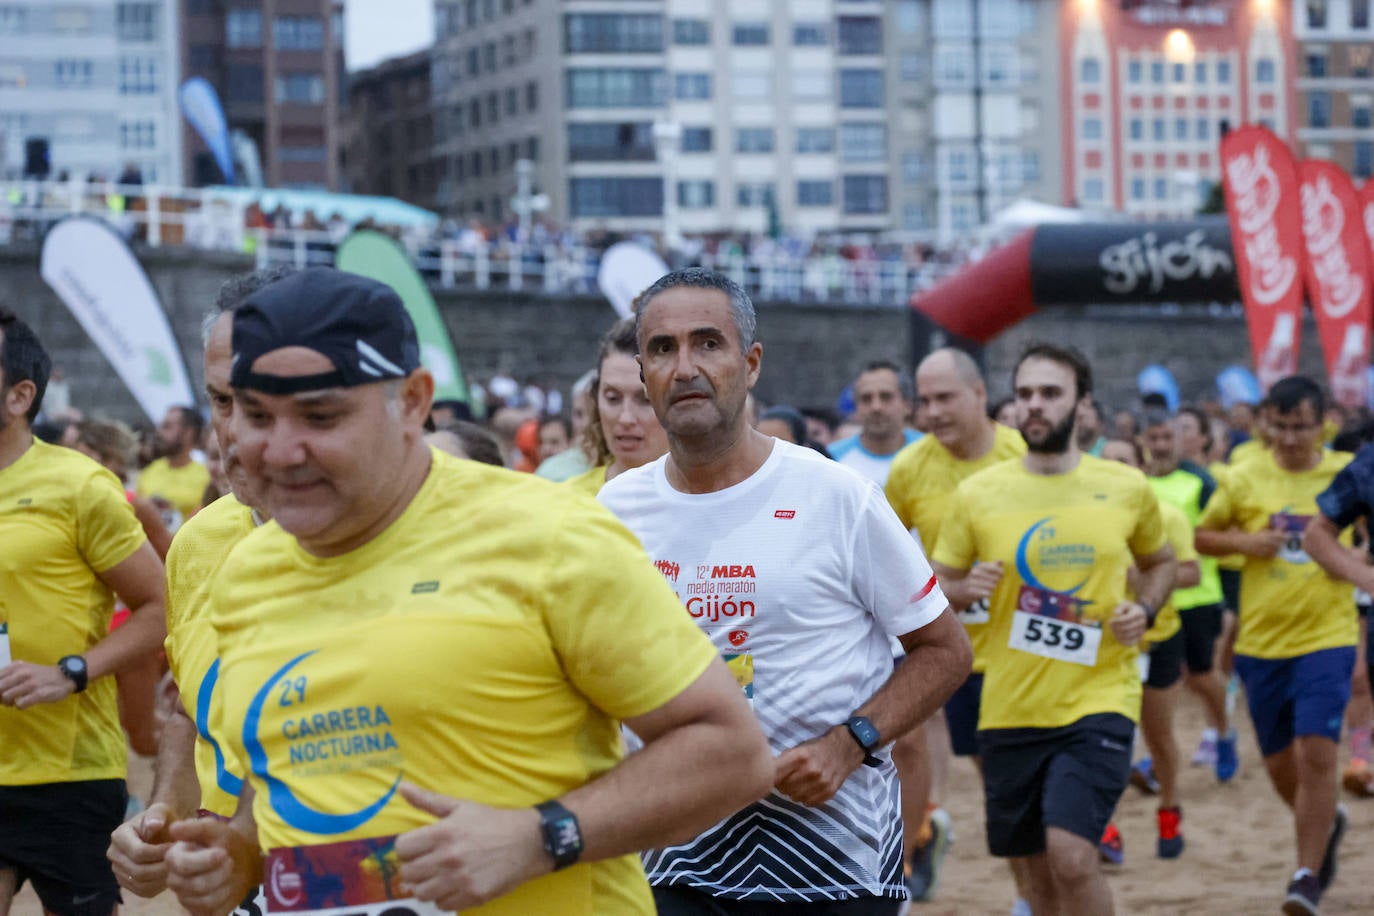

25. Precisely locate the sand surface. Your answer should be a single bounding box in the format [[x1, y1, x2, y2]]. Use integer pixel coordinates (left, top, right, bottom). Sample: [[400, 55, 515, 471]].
[[12, 702, 1372, 915]]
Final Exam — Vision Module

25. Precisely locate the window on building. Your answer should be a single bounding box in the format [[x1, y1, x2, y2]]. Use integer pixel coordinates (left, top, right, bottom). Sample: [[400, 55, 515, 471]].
[[226, 8, 262, 48], [1150, 60, 1164, 84], [837, 16, 881, 54], [1196, 118, 1211, 140], [570, 177, 664, 217], [527, 136, 539, 161], [792, 68, 831, 99], [1305, 54, 1326, 77], [189, 43, 216, 71], [564, 14, 663, 53], [900, 52, 923, 82], [1081, 57, 1101, 83], [673, 18, 709, 45], [840, 122, 886, 161], [902, 151, 926, 183], [1153, 118, 1165, 141], [119, 120, 156, 149], [733, 69, 771, 99], [226, 63, 263, 102], [950, 199, 977, 231], [1023, 150, 1040, 183], [526, 80, 538, 111], [1129, 118, 1144, 141], [674, 72, 712, 100], [484, 42, 496, 72], [1130, 178, 1145, 201], [1127, 60, 1142, 84], [467, 47, 480, 76], [1082, 178, 1104, 202], [1307, 0, 1328, 28], [681, 127, 712, 152], [117, 3, 156, 41], [274, 16, 323, 50], [1354, 45, 1374, 77], [0, 5, 29, 33], [1082, 118, 1102, 141], [1170, 62, 1185, 83], [1174, 118, 1188, 140], [797, 180, 834, 206], [1353, 100, 1372, 128], [946, 148, 972, 185], [794, 22, 828, 46], [737, 182, 774, 207], [505, 87, 518, 115], [903, 203, 932, 231], [933, 0, 972, 38], [843, 175, 887, 214], [1217, 60, 1231, 83], [678, 180, 714, 208], [279, 146, 326, 163], [55, 59, 94, 88], [1257, 59, 1276, 83], [119, 57, 158, 94], [935, 46, 973, 87], [275, 72, 324, 104], [1154, 177, 1168, 199], [839, 69, 883, 107], [1309, 91, 1332, 127], [567, 68, 668, 107], [566, 122, 656, 162], [897, 0, 922, 34], [1355, 0, 1371, 28], [796, 126, 835, 153], [732, 22, 770, 45], [1356, 141, 1374, 178], [503, 35, 516, 65], [736, 127, 775, 153], [470, 98, 481, 127], [983, 44, 1015, 86]]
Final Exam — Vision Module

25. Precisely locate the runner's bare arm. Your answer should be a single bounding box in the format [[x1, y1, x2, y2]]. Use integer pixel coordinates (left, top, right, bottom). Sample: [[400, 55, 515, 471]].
[[1174, 558, 1201, 590], [393, 658, 772, 912], [108, 697, 202, 898], [775, 606, 972, 807], [165, 783, 261, 916], [1195, 524, 1286, 558], [1303, 515, 1374, 592], [931, 559, 1003, 610], [0, 542, 166, 708]]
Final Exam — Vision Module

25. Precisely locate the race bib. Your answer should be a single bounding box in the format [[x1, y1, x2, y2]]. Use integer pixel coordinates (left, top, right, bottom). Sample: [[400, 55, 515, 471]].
[[0, 622, 9, 668], [724, 652, 753, 700], [1269, 513, 1312, 565], [957, 598, 991, 627], [1009, 611, 1102, 666], [233, 887, 269, 916], [265, 837, 449, 916]]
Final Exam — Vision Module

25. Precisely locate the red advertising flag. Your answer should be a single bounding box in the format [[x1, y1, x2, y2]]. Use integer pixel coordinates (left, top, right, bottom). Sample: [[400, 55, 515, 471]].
[[1298, 160, 1373, 408], [1220, 126, 1306, 393]]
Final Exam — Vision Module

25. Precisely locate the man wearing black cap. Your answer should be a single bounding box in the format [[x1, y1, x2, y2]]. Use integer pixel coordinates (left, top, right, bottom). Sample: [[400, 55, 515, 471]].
[[162, 268, 772, 916]]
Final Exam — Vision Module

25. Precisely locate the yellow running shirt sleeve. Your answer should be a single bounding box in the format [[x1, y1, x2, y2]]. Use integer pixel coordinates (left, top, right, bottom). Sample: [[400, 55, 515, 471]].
[[884, 424, 1025, 672], [563, 464, 609, 498], [1198, 451, 1357, 659], [164, 493, 257, 816], [210, 451, 716, 915], [932, 456, 1166, 731], [0, 440, 147, 784]]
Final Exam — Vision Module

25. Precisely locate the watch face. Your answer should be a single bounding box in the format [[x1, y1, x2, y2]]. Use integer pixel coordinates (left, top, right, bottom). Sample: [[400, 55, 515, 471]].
[[851, 717, 880, 748]]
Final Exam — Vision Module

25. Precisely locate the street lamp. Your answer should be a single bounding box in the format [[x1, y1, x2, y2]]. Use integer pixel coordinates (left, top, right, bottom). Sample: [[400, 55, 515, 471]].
[[653, 119, 682, 253]]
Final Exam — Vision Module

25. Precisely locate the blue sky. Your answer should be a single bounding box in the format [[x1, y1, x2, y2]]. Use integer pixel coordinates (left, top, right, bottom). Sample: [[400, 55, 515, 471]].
[[345, 0, 434, 71]]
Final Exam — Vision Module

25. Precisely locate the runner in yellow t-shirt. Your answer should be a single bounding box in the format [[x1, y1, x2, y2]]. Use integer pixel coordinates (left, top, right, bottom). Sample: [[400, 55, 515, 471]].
[[1196, 376, 1355, 915], [160, 268, 772, 916], [883, 347, 1025, 903], [137, 406, 211, 529], [564, 319, 668, 497], [0, 307, 166, 916], [932, 344, 1174, 916]]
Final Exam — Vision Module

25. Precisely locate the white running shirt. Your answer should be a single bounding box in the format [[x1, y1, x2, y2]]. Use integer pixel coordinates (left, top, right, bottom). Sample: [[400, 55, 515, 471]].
[[599, 439, 948, 903]]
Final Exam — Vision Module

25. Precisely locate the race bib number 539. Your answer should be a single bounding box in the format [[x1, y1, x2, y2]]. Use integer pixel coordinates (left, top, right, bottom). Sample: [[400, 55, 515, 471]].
[[266, 837, 450, 916], [1008, 611, 1101, 666]]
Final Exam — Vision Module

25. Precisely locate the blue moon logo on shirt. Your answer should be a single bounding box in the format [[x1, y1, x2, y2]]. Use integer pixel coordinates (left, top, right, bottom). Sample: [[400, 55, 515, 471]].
[[243, 651, 400, 835], [195, 659, 244, 799], [1015, 516, 1088, 596]]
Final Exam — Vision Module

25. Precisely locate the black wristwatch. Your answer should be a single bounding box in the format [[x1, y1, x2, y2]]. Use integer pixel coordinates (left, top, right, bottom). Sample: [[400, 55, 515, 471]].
[[1139, 601, 1159, 627], [844, 715, 883, 768], [535, 800, 583, 871], [58, 655, 88, 693]]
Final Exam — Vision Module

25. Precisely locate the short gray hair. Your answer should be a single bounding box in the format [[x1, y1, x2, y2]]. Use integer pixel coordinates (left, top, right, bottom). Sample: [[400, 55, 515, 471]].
[[634, 268, 757, 353], [201, 266, 297, 346]]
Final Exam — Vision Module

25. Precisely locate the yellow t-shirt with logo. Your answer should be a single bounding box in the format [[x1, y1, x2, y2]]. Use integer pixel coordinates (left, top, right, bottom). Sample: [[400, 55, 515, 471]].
[[563, 464, 609, 498], [1228, 438, 1267, 468], [136, 457, 211, 527], [0, 440, 147, 784], [164, 493, 256, 816], [211, 450, 716, 915], [933, 456, 1167, 731], [1143, 501, 1194, 645], [1198, 450, 1357, 659], [885, 424, 1025, 672]]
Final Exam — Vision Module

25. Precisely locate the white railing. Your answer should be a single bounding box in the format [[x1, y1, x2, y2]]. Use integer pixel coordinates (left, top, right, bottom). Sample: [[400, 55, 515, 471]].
[[2, 180, 958, 306]]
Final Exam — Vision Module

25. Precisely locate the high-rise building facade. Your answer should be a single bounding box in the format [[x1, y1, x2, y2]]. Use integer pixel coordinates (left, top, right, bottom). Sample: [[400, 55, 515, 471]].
[[341, 49, 439, 208], [430, 0, 1063, 241], [1294, 0, 1374, 180], [0, 0, 182, 184], [1062, 0, 1294, 220], [180, 0, 344, 189]]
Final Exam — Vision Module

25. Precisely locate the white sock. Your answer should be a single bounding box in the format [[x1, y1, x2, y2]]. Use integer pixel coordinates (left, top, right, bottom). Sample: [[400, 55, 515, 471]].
[[1293, 867, 1314, 881], [1201, 727, 1218, 742]]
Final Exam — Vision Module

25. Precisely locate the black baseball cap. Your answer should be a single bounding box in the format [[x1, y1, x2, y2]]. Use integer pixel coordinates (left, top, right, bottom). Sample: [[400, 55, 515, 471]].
[[230, 268, 421, 395]]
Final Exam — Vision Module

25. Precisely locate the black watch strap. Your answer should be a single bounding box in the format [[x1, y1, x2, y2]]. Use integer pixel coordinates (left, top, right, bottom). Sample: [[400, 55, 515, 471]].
[[1139, 600, 1159, 627], [845, 716, 883, 768], [535, 800, 583, 871], [58, 655, 88, 693]]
